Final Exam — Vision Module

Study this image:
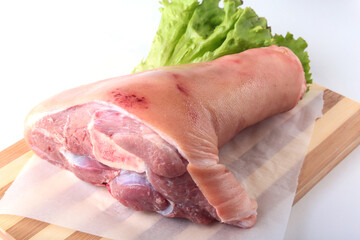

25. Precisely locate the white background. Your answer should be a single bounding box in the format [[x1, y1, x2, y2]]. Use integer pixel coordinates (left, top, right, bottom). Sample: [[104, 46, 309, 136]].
[[0, 0, 359, 239]]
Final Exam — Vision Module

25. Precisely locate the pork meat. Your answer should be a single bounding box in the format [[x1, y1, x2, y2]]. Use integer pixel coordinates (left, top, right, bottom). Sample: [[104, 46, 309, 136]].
[[24, 46, 307, 228]]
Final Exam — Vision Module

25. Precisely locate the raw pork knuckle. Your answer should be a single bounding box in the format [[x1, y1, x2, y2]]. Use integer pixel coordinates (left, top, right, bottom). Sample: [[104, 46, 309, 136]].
[[24, 46, 307, 228]]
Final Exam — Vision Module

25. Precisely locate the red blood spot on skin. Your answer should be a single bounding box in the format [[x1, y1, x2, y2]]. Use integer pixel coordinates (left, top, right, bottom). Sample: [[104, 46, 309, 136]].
[[229, 58, 242, 64], [110, 89, 148, 109], [172, 73, 181, 80], [171, 72, 189, 96], [176, 84, 189, 96]]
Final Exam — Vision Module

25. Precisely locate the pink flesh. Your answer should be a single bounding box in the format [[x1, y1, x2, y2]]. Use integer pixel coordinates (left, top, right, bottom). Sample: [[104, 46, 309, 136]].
[[107, 170, 169, 212], [27, 102, 217, 224], [89, 110, 146, 172], [89, 109, 187, 178]]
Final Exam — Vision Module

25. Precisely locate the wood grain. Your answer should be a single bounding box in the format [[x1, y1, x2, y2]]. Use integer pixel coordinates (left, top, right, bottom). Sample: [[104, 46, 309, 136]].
[[0, 182, 12, 200], [0, 215, 23, 231], [29, 224, 75, 240], [294, 109, 360, 204], [0, 228, 16, 240], [0, 151, 33, 189], [0, 139, 30, 168], [65, 231, 102, 240], [0, 84, 359, 239], [322, 89, 345, 114], [6, 218, 49, 240]]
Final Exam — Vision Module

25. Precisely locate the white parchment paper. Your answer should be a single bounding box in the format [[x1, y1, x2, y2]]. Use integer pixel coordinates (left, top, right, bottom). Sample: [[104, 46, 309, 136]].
[[0, 88, 324, 240]]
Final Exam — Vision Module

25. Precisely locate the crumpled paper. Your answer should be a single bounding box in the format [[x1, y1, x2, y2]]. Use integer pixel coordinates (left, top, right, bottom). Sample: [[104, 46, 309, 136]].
[[0, 88, 323, 240]]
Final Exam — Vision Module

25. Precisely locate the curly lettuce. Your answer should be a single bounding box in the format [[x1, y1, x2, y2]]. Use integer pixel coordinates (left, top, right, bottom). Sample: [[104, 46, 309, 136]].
[[133, 0, 312, 86]]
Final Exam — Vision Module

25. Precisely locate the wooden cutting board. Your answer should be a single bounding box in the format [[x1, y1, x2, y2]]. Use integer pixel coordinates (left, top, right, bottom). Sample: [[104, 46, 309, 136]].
[[0, 83, 359, 240]]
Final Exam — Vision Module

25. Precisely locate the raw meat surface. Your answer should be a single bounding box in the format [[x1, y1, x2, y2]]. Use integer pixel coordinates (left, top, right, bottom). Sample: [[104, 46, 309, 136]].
[[28, 102, 218, 224], [107, 170, 169, 212], [24, 46, 307, 228]]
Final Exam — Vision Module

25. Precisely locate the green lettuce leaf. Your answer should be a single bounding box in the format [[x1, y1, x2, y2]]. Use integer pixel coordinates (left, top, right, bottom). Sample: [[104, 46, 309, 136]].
[[133, 0, 312, 86]]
